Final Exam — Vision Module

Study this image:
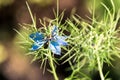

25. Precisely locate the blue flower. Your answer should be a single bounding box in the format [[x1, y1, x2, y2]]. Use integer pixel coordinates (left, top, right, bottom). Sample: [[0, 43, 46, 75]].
[[29, 25, 68, 55]]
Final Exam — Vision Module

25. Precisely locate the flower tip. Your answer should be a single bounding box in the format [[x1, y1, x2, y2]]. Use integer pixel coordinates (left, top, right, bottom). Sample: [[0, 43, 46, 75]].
[[64, 42, 68, 46], [54, 52, 61, 55]]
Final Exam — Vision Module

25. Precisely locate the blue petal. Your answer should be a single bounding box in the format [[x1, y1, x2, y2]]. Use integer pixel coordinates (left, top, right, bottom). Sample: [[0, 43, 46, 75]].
[[57, 39, 68, 46], [30, 41, 45, 51], [29, 32, 44, 42], [55, 36, 68, 46], [57, 36, 67, 40], [52, 25, 58, 37], [49, 41, 61, 55], [30, 43, 41, 51]]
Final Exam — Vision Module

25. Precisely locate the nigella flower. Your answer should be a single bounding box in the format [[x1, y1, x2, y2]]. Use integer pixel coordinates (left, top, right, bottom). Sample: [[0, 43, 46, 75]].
[[29, 25, 68, 55]]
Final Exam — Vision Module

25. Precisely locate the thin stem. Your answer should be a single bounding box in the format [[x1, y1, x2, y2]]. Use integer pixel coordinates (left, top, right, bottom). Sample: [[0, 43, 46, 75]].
[[92, 0, 95, 25], [56, 0, 59, 26], [26, 2, 37, 31], [48, 51, 59, 80], [96, 54, 104, 80]]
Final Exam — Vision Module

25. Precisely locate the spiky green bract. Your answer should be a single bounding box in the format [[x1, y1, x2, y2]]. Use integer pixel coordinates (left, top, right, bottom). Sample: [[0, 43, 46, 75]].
[[63, 1, 120, 80]]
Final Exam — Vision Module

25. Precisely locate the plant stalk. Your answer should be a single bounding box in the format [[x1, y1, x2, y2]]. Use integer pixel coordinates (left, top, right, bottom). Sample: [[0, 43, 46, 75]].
[[48, 51, 59, 80], [56, 0, 59, 26], [96, 54, 104, 80], [92, 0, 95, 25]]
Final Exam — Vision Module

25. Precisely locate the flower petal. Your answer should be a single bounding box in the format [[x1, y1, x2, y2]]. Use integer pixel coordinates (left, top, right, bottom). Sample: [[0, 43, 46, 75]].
[[49, 41, 61, 55], [55, 36, 68, 46], [57, 39, 68, 46], [29, 32, 44, 42], [30, 41, 45, 51], [57, 36, 68, 40]]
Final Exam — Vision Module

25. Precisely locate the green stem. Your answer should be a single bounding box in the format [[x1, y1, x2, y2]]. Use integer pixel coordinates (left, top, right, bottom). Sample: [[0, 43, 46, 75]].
[[56, 0, 59, 26], [92, 0, 95, 25], [48, 51, 59, 80], [96, 54, 104, 80]]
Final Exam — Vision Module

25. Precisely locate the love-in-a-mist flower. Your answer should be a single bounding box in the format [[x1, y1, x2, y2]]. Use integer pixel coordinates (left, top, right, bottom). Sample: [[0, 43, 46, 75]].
[[29, 25, 68, 55]]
